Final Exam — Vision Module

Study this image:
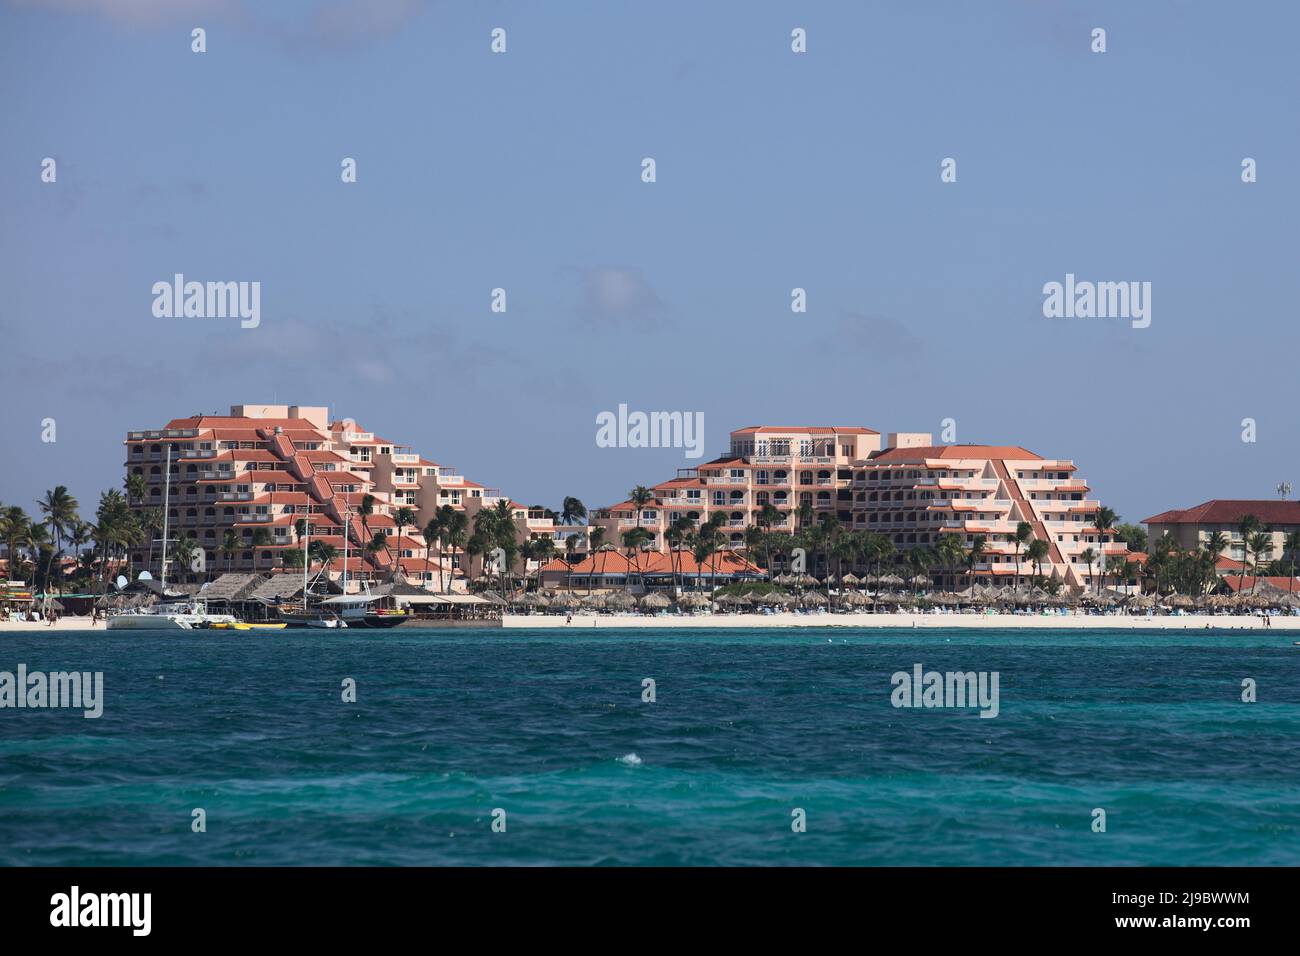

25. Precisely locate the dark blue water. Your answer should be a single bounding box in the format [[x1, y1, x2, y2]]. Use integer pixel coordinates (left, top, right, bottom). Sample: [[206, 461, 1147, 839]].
[[2, 627, 1298, 866]]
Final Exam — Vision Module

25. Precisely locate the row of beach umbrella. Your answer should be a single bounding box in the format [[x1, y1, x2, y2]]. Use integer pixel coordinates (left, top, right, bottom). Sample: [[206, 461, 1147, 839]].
[[492, 576, 1300, 613]]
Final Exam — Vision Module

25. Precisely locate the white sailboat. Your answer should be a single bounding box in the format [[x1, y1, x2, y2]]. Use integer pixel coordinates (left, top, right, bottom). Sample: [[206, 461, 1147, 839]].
[[108, 446, 236, 631]]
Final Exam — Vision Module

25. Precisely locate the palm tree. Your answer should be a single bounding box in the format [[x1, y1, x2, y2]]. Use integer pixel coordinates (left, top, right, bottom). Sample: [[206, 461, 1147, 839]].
[[831, 533, 857, 607], [91, 491, 137, 591], [757, 502, 782, 576], [1, 506, 30, 581], [392, 506, 416, 577], [868, 533, 895, 585], [1013, 521, 1033, 590], [906, 546, 935, 595], [366, 532, 389, 577], [1248, 531, 1272, 593], [443, 509, 469, 592], [249, 528, 272, 576], [589, 542, 617, 596], [665, 522, 685, 594], [964, 535, 986, 588], [1203, 529, 1229, 576], [422, 514, 443, 591], [530, 537, 555, 588], [1236, 514, 1261, 594], [464, 531, 489, 589], [1025, 539, 1050, 586], [310, 542, 338, 583], [171, 532, 198, 581], [628, 486, 654, 543], [564, 533, 583, 592], [358, 493, 376, 542], [704, 521, 726, 594], [560, 496, 587, 527], [1284, 530, 1300, 595], [622, 527, 651, 591], [586, 526, 607, 595], [935, 534, 963, 590], [139, 507, 164, 573], [37, 485, 79, 607], [691, 534, 714, 598], [517, 539, 537, 589], [67, 520, 91, 585], [124, 472, 147, 504], [1092, 505, 1118, 592], [1079, 547, 1097, 593], [796, 500, 815, 534], [219, 529, 239, 574], [25, 522, 51, 591]]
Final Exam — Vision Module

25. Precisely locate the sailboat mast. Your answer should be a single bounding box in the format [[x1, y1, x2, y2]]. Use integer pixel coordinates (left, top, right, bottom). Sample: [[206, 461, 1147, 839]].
[[160, 445, 171, 591], [341, 502, 349, 595], [303, 508, 310, 607]]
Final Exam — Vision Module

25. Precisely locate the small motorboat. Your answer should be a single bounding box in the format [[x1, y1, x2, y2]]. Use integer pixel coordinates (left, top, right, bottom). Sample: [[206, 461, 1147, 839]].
[[303, 616, 347, 629]]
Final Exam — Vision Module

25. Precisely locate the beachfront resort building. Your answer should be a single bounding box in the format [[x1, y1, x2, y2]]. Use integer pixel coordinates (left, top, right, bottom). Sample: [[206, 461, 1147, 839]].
[[592, 426, 882, 549], [123, 404, 534, 588], [591, 425, 1131, 589], [1144, 499, 1300, 569]]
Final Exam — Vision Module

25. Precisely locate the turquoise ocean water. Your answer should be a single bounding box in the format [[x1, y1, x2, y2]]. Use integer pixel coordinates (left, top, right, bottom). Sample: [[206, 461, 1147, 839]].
[[1, 627, 1298, 866]]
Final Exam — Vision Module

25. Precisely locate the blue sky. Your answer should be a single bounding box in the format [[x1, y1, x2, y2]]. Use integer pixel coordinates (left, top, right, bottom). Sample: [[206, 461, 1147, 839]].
[[2, 0, 1297, 525]]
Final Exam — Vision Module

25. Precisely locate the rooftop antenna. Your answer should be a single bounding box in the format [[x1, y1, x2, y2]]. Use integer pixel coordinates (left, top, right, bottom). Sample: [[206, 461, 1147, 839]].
[[1277, 482, 1292, 500]]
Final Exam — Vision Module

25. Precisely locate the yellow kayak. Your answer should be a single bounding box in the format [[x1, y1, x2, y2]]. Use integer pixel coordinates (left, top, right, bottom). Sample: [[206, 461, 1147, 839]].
[[211, 622, 287, 631]]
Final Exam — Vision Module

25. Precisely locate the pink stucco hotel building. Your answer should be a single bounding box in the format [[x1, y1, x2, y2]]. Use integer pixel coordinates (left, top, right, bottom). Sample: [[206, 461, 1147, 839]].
[[592, 425, 1131, 589]]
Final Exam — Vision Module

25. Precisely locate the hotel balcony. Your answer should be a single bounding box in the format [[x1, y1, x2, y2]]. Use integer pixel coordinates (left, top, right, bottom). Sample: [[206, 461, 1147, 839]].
[[617, 518, 663, 529], [127, 428, 200, 441]]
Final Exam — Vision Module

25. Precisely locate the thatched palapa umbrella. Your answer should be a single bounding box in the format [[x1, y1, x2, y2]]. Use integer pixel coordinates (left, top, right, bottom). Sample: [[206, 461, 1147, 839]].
[[605, 591, 637, 610]]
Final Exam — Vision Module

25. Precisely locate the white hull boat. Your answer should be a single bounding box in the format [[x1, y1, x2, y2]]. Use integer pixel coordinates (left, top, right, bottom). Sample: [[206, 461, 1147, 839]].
[[107, 608, 238, 631]]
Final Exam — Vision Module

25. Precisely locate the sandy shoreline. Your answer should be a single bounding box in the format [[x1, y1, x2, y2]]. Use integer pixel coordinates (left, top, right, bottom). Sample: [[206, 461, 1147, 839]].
[[503, 611, 1299, 631], [0, 618, 106, 632], [2, 613, 1296, 633]]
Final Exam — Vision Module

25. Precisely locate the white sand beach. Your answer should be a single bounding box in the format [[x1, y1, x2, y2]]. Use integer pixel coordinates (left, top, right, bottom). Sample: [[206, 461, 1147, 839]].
[[2, 613, 1293, 632], [0, 617, 106, 632], [504, 611, 1297, 630]]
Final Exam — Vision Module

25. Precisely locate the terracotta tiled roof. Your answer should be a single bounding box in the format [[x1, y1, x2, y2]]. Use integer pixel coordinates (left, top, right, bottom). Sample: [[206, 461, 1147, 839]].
[[539, 549, 762, 577], [163, 416, 305, 430], [871, 445, 1044, 463], [1144, 500, 1300, 527], [1223, 576, 1300, 593]]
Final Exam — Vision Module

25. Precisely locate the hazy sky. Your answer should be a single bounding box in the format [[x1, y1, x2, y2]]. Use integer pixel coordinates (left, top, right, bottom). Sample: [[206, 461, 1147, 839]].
[[2, 0, 1297, 526]]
